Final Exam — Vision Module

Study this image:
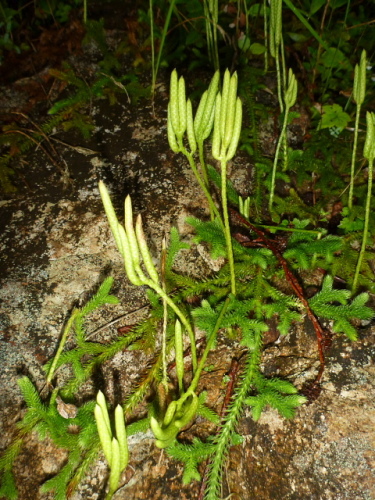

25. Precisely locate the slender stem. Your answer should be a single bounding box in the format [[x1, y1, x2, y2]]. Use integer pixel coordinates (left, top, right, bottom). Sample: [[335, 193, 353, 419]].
[[275, 49, 284, 114], [161, 238, 169, 388], [210, 0, 219, 71], [150, 0, 155, 95], [145, 278, 197, 373], [263, 0, 268, 73], [185, 150, 224, 228], [197, 141, 217, 222], [353, 158, 373, 292], [280, 36, 287, 88], [198, 141, 210, 195], [269, 106, 289, 215], [203, 0, 213, 64], [348, 104, 361, 210], [255, 223, 323, 235], [221, 159, 236, 295], [47, 310, 79, 384], [186, 297, 231, 396], [282, 129, 288, 171]]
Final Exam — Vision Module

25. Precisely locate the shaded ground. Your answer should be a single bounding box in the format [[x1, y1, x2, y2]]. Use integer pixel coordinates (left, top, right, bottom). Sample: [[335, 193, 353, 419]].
[[0, 8, 375, 500]]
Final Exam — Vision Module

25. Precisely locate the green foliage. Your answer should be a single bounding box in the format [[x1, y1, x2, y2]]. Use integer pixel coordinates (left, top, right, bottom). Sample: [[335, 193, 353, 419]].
[[283, 229, 342, 270], [166, 227, 190, 271], [3, 23, 375, 495], [206, 164, 240, 206], [309, 275, 373, 340], [0, 278, 125, 499], [245, 375, 307, 420], [167, 437, 216, 484], [318, 104, 351, 132], [197, 391, 220, 425], [47, 62, 143, 128], [187, 216, 227, 259]]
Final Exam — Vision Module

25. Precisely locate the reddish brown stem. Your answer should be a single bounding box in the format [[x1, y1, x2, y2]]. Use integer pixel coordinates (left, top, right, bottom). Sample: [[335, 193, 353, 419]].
[[230, 208, 326, 382]]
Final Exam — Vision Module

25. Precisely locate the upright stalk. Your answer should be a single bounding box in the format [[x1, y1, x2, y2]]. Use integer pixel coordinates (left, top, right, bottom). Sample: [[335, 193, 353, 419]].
[[212, 70, 243, 297], [47, 310, 78, 384], [353, 112, 375, 293], [349, 50, 366, 210], [149, 279, 197, 372], [270, 0, 284, 113], [187, 297, 231, 396], [269, 69, 297, 216], [352, 157, 373, 292], [186, 151, 224, 228], [221, 159, 236, 295], [348, 105, 362, 209]]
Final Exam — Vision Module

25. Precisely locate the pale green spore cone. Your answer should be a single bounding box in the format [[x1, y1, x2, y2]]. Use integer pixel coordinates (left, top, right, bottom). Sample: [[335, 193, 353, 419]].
[[349, 51, 367, 210], [96, 390, 112, 438], [212, 70, 242, 162], [94, 392, 112, 466], [98, 181, 121, 252], [117, 223, 142, 286], [135, 214, 159, 284], [150, 393, 199, 449], [99, 182, 142, 286], [177, 75, 187, 138], [114, 404, 129, 471], [364, 111, 375, 161], [163, 400, 178, 427], [211, 93, 222, 160], [174, 392, 199, 428], [194, 90, 207, 135], [223, 71, 238, 148], [186, 99, 197, 153], [169, 69, 188, 141], [168, 70, 197, 155], [226, 97, 243, 160], [124, 195, 140, 268], [150, 416, 180, 445], [108, 437, 121, 495], [353, 49, 366, 105], [167, 102, 180, 153], [219, 70, 232, 143], [169, 70, 180, 134], [194, 70, 220, 142], [285, 68, 297, 109]]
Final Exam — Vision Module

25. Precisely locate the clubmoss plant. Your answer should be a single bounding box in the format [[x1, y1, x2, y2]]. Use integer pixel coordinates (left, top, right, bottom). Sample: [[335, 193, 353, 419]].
[[168, 69, 221, 223], [269, 0, 285, 113], [352, 111, 375, 293], [269, 68, 298, 215], [99, 181, 197, 372], [94, 391, 129, 500], [211, 69, 243, 295], [348, 49, 367, 210], [1, 68, 374, 500]]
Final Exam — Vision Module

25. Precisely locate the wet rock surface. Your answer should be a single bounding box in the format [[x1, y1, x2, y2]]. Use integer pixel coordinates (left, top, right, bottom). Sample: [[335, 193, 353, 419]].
[[1, 49, 374, 500]]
